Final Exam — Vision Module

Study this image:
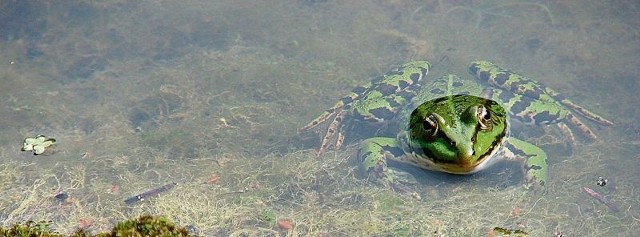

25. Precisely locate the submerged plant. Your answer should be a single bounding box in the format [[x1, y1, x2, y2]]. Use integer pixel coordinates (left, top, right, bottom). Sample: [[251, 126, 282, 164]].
[[0, 215, 194, 237]]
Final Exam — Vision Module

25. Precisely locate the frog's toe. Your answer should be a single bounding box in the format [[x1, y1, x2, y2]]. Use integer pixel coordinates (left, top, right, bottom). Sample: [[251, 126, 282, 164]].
[[315, 110, 348, 157], [556, 123, 578, 148], [565, 113, 599, 141]]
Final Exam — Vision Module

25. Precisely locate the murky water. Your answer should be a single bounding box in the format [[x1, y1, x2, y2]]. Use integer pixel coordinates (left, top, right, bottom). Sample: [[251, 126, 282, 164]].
[[0, 1, 638, 236]]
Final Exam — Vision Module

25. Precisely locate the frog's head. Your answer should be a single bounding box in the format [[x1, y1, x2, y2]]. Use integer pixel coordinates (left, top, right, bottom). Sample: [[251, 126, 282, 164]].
[[407, 95, 508, 174]]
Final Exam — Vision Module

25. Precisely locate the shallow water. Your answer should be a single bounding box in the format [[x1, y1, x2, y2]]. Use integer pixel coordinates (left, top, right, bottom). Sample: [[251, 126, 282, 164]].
[[0, 1, 638, 236]]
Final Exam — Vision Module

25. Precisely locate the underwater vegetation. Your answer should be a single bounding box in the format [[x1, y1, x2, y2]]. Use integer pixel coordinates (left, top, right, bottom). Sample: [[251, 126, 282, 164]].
[[0, 215, 193, 237]]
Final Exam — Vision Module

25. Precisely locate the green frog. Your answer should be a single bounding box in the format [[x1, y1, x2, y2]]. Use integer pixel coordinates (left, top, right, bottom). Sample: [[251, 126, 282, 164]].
[[300, 60, 613, 197]]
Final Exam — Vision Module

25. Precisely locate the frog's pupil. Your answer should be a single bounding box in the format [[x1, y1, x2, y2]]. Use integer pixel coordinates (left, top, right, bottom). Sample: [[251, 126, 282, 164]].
[[477, 106, 492, 130], [423, 115, 438, 137]]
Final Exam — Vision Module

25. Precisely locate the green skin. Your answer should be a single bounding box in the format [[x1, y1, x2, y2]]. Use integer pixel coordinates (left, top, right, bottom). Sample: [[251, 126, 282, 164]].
[[303, 60, 612, 196]]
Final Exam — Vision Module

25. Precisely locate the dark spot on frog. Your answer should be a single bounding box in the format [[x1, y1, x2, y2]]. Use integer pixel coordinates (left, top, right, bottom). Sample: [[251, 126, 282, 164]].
[[370, 108, 396, 119], [510, 100, 531, 121], [493, 73, 509, 85], [409, 73, 421, 83], [377, 84, 400, 96], [341, 96, 354, 105], [399, 80, 410, 89], [352, 85, 367, 95], [532, 111, 560, 125], [498, 90, 515, 102]]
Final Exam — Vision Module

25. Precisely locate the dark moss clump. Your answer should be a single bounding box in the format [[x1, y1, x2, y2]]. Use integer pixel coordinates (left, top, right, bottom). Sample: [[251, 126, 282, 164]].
[[100, 215, 191, 237], [0, 215, 194, 237], [0, 220, 61, 237]]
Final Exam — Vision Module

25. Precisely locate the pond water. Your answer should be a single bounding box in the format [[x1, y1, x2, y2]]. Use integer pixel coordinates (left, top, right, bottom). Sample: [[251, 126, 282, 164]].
[[0, 1, 638, 236]]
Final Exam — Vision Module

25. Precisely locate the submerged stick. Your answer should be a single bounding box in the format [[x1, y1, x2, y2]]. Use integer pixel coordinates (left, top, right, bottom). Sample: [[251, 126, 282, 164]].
[[124, 182, 177, 204], [582, 186, 620, 213]]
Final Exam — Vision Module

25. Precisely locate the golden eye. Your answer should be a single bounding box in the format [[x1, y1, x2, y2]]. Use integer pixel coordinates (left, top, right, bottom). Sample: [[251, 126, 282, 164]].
[[422, 114, 439, 138], [477, 106, 493, 130]]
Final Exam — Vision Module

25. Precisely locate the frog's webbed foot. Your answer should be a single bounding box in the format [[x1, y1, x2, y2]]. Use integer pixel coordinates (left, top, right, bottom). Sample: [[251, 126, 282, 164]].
[[301, 84, 374, 157], [299, 100, 345, 132], [549, 89, 614, 127], [548, 87, 613, 143], [504, 138, 548, 192], [553, 107, 608, 147], [555, 122, 577, 148], [564, 113, 600, 140], [549, 113, 597, 149], [299, 99, 348, 157], [360, 137, 422, 199], [315, 110, 348, 157]]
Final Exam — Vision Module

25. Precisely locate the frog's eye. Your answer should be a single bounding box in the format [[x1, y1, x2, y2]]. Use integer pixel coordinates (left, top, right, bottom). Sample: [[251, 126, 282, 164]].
[[477, 106, 493, 130], [422, 114, 439, 138]]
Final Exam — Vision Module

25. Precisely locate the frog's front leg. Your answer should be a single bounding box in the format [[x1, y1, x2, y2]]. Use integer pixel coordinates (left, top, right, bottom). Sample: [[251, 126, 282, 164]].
[[359, 137, 421, 199], [503, 138, 548, 191]]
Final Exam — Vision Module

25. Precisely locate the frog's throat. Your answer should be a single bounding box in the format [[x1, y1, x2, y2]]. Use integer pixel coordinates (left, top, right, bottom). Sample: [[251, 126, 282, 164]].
[[403, 128, 508, 175]]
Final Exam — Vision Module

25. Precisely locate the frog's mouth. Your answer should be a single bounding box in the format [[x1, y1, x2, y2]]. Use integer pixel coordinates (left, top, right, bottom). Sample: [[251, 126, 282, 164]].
[[404, 152, 485, 175], [430, 156, 495, 174], [405, 134, 506, 175]]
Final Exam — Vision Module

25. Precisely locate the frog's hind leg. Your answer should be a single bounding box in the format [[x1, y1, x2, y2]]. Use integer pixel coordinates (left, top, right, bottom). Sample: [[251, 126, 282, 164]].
[[300, 101, 345, 132], [544, 89, 614, 126], [556, 123, 577, 147], [300, 83, 372, 132], [316, 110, 347, 157], [564, 113, 599, 141]]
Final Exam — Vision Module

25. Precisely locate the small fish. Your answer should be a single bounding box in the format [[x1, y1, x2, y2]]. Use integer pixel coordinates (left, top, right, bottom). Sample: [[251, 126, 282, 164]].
[[124, 182, 177, 204], [582, 186, 620, 213]]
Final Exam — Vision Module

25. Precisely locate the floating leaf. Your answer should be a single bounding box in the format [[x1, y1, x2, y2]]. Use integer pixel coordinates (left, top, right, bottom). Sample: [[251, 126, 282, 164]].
[[34, 145, 45, 155]]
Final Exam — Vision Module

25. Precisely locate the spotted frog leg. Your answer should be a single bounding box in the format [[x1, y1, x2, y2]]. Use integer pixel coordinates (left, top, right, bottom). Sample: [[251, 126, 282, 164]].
[[300, 61, 430, 157], [468, 61, 613, 145]]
